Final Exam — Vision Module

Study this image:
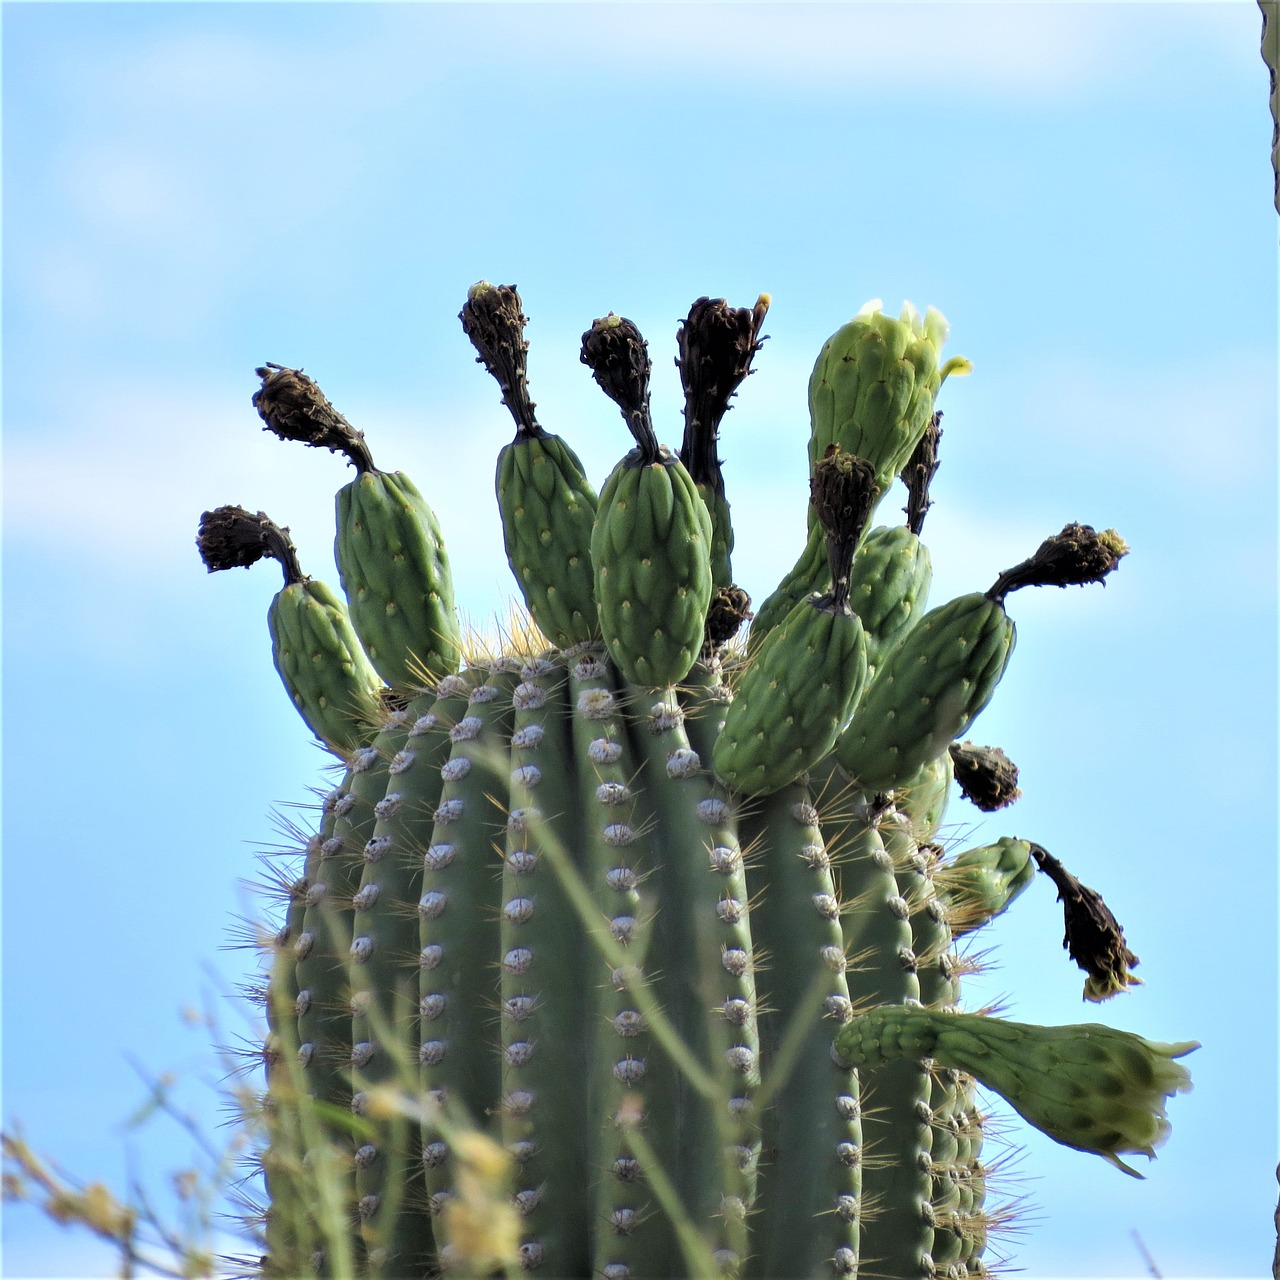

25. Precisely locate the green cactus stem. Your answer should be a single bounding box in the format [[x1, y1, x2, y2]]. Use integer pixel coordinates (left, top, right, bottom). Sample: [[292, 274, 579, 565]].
[[744, 779, 861, 1278], [461, 282, 601, 647], [289, 707, 414, 1275], [416, 666, 517, 1188], [498, 655, 592, 1277], [676, 659, 735, 764], [567, 653, 682, 1278], [854, 810, 941, 1278], [625, 685, 760, 1268], [347, 677, 476, 1275], [897, 839, 971, 1272], [836, 1006, 1197, 1177], [260, 822, 338, 1277]]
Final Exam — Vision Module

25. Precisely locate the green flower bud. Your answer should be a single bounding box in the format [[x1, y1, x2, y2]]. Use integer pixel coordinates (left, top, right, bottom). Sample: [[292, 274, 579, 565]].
[[935, 838, 1037, 936], [835, 1006, 1197, 1177], [807, 300, 969, 495]]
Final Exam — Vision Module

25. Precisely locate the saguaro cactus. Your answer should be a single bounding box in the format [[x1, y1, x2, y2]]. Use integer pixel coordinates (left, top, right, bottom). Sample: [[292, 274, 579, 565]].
[[203, 284, 1195, 1280]]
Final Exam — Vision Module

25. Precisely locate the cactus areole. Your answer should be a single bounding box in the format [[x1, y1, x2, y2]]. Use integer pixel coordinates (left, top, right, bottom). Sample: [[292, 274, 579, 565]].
[[203, 285, 1196, 1279]]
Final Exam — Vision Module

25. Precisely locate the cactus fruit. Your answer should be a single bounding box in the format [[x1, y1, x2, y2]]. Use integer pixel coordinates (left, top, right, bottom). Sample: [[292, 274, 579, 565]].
[[583, 314, 714, 688], [197, 504, 383, 753], [711, 450, 874, 796], [460, 283, 600, 648], [834, 523, 1129, 795], [207, 286, 1195, 1279], [253, 364, 464, 691]]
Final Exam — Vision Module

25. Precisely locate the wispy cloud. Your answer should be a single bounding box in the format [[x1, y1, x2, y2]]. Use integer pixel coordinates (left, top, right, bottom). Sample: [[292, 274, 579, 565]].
[[43, 3, 1262, 136], [3, 374, 515, 618], [382, 3, 1258, 100]]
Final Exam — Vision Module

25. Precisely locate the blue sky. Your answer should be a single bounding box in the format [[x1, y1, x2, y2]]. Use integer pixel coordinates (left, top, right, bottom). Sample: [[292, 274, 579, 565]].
[[2, 3, 1275, 1276]]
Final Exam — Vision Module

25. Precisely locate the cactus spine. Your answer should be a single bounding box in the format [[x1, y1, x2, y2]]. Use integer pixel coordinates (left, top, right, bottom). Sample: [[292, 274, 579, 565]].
[[207, 286, 1195, 1279]]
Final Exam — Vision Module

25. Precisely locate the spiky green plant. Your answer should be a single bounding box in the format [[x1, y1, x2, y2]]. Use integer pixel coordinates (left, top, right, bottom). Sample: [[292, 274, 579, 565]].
[[199, 285, 1195, 1280]]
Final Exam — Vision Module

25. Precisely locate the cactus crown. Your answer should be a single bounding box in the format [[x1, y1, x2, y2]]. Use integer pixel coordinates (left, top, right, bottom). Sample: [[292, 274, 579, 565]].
[[201, 284, 1193, 1280]]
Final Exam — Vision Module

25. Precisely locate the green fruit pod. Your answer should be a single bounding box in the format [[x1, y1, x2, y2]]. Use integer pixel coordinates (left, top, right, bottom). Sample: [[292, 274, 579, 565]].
[[252, 363, 464, 692], [935, 837, 1037, 937], [716, 451, 877, 796], [461, 282, 600, 646], [846, 524, 933, 677], [748, 519, 930, 663], [592, 454, 712, 687], [496, 433, 599, 646], [197, 504, 383, 753], [835, 591, 1014, 794], [269, 578, 382, 753], [837, 521, 1129, 796], [336, 469, 462, 691], [714, 595, 867, 796], [582, 314, 713, 688]]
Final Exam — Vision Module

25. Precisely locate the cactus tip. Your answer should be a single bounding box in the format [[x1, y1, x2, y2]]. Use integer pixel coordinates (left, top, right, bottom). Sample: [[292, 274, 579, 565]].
[[677, 292, 771, 483], [196, 505, 304, 586], [987, 522, 1130, 603], [252, 363, 375, 473], [459, 282, 539, 437], [1027, 842, 1142, 1002], [580, 313, 658, 458]]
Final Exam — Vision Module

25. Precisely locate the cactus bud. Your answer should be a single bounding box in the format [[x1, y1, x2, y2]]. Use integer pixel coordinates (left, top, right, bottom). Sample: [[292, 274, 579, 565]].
[[835, 1006, 1197, 1176]]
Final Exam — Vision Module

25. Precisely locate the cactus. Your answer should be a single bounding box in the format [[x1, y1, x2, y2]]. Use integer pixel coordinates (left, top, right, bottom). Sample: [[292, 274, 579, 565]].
[[1263, 0, 1279, 213], [207, 285, 1195, 1279]]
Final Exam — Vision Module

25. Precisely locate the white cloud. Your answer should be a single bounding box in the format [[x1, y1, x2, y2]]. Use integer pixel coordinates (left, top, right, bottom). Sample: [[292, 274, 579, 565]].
[[54, 2, 1261, 134], [3, 374, 515, 621], [384, 1, 1259, 99]]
